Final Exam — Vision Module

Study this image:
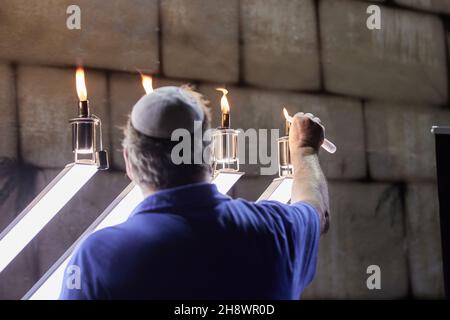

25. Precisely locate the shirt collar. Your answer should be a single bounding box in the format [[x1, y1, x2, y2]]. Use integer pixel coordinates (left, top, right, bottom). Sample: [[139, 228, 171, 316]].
[[130, 182, 230, 217]]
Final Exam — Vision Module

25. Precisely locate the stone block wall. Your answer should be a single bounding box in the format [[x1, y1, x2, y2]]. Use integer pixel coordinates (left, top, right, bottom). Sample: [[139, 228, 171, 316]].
[[0, 0, 448, 299]]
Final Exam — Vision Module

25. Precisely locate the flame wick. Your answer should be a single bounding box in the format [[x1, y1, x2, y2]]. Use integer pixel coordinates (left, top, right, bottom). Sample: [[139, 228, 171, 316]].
[[76, 67, 87, 101], [216, 88, 230, 114], [141, 74, 153, 95]]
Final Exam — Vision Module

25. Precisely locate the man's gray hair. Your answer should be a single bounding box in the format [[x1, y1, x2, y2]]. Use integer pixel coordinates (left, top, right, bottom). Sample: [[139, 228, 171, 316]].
[[122, 86, 212, 190]]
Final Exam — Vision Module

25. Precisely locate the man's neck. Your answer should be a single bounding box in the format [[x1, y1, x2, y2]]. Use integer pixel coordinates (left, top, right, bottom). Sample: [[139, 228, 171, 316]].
[[138, 175, 212, 199], [140, 186, 156, 199]]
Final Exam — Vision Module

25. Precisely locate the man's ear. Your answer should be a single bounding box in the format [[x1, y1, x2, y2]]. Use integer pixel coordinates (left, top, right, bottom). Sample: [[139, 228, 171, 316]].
[[123, 148, 134, 181]]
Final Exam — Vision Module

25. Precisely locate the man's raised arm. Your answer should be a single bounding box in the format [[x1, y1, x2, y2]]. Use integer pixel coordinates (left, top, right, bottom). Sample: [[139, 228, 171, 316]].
[[289, 112, 330, 234]]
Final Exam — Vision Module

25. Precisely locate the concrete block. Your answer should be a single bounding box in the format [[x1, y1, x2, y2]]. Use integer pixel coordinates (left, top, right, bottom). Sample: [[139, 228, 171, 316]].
[[302, 182, 408, 299], [395, 0, 450, 14], [0, 64, 17, 158], [406, 183, 445, 298], [0, 0, 159, 72], [109, 72, 188, 170], [321, 0, 448, 105], [365, 102, 450, 181], [0, 158, 20, 234], [199, 84, 366, 179], [18, 65, 109, 169], [241, 0, 320, 91], [161, 0, 239, 83]]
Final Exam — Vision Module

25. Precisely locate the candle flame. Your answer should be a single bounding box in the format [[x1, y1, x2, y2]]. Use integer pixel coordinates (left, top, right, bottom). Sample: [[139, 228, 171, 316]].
[[283, 107, 292, 123], [76, 67, 87, 101], [216, 88, 230, 114], [141, 74, 153, 95]]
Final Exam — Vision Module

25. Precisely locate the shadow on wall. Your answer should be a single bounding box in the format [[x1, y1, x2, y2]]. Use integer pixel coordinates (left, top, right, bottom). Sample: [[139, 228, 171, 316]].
[[0, 157, 41, 299]]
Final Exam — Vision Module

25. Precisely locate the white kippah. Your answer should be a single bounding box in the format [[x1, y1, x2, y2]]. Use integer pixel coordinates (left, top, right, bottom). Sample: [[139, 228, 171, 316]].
[[131, 86, 205, 138]]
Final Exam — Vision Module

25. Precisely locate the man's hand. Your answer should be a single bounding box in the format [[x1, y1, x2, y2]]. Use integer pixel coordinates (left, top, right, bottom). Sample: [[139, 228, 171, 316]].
[[289, 112, 324, 155], [289, 112, 330, 234]]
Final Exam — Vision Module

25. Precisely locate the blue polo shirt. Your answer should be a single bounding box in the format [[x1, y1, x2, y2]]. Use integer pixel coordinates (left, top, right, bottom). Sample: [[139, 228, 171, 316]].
[[59, 182, 320, 300]]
